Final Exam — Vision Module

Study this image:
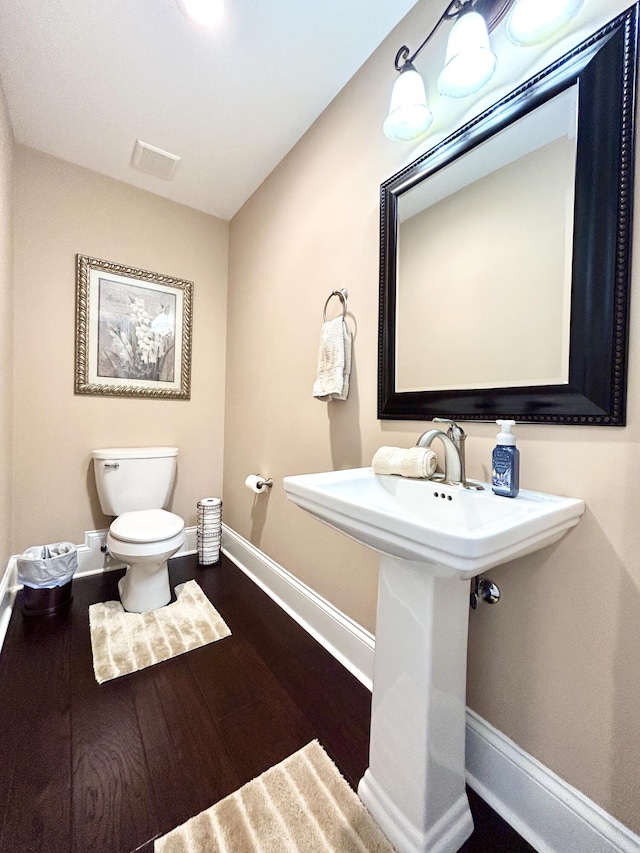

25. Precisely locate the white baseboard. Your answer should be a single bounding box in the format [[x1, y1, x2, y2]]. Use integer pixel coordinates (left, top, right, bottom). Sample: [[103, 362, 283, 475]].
[[221, 523, 375, 690], [75, 529, 123, 576], [0, 556, 17, 651], [466, 708, 640, 853]]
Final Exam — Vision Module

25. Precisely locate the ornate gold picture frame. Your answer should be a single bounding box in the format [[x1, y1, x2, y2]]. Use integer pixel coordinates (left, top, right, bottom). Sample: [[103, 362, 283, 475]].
[[75, 255, 193, 399]]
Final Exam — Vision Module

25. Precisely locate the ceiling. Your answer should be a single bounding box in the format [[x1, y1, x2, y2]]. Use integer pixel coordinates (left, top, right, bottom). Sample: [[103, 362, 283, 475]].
[[0, 0, 420, 220]]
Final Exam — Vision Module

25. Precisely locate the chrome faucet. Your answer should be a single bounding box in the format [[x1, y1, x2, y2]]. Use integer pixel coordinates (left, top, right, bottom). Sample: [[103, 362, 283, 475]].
[[416, 428, 462, 485], [417, 418, 483, 490]]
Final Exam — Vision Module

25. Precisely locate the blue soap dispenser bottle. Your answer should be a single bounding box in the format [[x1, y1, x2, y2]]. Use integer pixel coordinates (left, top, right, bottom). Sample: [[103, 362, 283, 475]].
[[492, 419, 520, 498]]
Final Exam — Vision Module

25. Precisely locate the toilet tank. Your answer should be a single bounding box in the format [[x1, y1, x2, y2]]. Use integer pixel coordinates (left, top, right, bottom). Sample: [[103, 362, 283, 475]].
[[92, 447, 178, 516]]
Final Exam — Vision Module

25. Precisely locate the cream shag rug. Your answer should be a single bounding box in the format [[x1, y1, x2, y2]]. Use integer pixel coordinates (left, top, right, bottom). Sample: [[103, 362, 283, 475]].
[[155, 740, 394, 852], [89, 580, 231, 684]]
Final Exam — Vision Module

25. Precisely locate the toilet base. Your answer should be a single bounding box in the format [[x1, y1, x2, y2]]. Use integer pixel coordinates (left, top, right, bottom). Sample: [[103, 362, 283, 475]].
[[118, 562, 171, 613], [107, 520, 185, 613]]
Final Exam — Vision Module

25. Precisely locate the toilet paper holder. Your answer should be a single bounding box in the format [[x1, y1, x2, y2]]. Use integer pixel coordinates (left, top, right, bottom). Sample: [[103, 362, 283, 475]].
[[245, 474, 273, 493]]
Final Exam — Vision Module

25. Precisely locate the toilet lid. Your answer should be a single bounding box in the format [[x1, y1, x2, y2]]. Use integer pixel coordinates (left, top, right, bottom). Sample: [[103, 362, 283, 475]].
[[110, 509, 185, 544]]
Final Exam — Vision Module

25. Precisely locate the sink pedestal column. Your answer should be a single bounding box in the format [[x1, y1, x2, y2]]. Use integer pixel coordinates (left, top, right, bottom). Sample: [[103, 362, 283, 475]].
[[358, 555, 473, 853]]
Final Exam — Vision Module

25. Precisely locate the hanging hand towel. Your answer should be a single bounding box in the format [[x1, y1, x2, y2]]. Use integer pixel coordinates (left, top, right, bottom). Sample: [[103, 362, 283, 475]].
[[312, 317, 352, 401], [372, 446, 438, 479]]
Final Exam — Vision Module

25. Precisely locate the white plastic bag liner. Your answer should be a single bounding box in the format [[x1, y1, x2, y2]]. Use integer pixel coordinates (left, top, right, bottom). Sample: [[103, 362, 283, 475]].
[[17, 542, 78, 588]]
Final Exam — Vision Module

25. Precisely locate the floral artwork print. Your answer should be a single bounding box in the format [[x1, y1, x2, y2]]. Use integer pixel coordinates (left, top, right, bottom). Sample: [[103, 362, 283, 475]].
[[96, 278, 177, 383], [75, 254, 192, 399]]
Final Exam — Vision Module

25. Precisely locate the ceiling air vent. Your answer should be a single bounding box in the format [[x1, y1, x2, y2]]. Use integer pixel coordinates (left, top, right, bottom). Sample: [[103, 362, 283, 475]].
[[131, 140, 181, 180]]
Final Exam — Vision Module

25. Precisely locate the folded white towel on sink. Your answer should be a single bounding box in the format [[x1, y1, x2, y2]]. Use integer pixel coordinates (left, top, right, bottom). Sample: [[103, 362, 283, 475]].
[[372, 446, 438, 479], [312, 317, 352, 401]]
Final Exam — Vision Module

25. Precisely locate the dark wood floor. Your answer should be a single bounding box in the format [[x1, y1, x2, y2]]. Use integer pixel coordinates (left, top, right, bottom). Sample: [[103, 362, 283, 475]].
[[0, 554, 535, 853]]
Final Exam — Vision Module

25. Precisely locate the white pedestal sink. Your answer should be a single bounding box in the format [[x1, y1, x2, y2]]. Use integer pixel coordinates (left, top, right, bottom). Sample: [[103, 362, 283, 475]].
[[283, 468, 585, 853]]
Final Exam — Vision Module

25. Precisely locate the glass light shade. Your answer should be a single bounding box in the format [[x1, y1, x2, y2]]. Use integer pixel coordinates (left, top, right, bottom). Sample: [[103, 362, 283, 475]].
[[506, 0, 584, 46], [437, 10, 497, 98], [177, 0, 224, 27], [383, 64, 433, 142]]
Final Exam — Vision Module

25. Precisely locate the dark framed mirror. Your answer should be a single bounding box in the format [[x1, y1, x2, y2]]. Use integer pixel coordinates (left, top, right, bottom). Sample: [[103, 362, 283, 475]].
[[378, 5, 638, 425]]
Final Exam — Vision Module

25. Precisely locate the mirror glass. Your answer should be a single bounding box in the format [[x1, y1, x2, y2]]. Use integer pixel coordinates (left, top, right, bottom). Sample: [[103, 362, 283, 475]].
[[396, 86, 577, 392], [378, 8, 637, 425]]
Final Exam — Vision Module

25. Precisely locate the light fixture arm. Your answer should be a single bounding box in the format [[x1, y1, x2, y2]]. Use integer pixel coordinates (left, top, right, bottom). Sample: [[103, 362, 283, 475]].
[[393, 0, 515, 70], [394, 0, 474, 70]]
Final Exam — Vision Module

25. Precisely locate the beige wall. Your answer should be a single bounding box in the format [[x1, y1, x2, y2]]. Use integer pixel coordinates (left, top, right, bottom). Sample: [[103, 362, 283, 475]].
[[225, 0, 640, 834], [0, 79, 13, 576], [13, 147, 228, 551]]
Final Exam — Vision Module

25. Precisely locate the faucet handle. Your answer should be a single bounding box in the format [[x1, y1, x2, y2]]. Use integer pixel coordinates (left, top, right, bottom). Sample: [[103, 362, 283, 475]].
[[433, 418, 465, 441]]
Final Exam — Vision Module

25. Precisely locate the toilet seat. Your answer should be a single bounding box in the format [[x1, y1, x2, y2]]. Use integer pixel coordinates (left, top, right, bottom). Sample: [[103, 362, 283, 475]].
[[110, 509, 184, 544]]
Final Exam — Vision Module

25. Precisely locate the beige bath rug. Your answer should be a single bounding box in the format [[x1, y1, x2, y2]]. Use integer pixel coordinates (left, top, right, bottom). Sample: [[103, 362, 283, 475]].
[[154, 740, 394, 852], [89, 580, 231, 684]]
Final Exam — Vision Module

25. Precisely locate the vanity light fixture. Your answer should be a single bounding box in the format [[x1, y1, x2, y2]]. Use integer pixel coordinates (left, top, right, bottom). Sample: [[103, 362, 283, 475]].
[[176, 0, 224, 28], [506, 0, 585, 46], [384, 0, 585, 142]]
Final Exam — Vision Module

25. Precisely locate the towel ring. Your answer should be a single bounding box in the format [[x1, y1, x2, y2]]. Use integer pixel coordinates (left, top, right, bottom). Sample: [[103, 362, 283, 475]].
[[323, 288, 348, 321]]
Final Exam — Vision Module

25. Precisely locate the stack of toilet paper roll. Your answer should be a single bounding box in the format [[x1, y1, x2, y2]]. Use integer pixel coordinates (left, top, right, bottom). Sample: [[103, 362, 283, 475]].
[[197, 498, 222, 565]]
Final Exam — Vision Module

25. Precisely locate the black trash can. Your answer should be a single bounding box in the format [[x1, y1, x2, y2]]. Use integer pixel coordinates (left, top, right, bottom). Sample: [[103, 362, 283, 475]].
[[17, 543, 78, 617]]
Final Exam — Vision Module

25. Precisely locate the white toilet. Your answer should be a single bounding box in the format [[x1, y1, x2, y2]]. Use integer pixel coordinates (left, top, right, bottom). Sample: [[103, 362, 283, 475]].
[[92, 447, 185, 613]]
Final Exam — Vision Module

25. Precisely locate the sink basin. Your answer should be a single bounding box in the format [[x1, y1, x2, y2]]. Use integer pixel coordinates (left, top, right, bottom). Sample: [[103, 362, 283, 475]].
[[283, 467, 585, 577], [283, 466, 585, 853]]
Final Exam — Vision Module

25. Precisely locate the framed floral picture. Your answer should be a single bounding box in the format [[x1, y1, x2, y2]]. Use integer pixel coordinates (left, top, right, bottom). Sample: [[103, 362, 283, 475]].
[[75, 255, 193, 399]]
